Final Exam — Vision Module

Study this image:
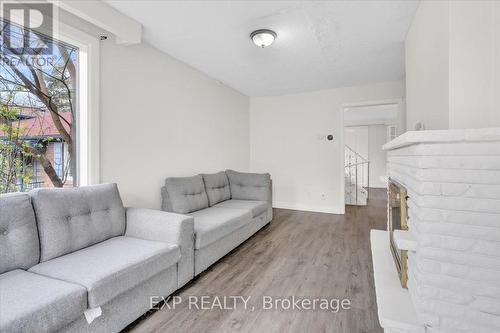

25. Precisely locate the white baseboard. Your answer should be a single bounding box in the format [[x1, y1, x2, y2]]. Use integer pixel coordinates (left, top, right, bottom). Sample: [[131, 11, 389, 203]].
[[272, 201, 344, 215]]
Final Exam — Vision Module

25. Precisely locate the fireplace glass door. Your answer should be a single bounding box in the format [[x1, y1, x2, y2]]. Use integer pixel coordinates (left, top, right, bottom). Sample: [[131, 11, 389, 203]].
[[388, 178, 408, 288]]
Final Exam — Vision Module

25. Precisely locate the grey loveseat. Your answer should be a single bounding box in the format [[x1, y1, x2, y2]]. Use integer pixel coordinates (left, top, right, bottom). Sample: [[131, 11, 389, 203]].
[[0, 183, 194, 333], [161, 170, 272, 275]]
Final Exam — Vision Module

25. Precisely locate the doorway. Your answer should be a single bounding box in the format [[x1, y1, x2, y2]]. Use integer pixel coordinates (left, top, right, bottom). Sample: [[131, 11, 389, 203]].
[[342, 101, 401, 205]]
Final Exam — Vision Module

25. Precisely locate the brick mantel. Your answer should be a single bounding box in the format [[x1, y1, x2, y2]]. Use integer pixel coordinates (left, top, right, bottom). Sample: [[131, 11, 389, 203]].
[[375, 127, 500, 333]]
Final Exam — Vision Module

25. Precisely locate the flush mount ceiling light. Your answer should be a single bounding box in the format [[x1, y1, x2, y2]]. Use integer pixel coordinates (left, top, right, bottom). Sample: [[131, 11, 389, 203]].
[[250, 29, 277, 48]]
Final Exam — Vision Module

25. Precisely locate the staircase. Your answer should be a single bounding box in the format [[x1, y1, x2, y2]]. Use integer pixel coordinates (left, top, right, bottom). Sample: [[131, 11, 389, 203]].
[[345, 145, 370, 206]]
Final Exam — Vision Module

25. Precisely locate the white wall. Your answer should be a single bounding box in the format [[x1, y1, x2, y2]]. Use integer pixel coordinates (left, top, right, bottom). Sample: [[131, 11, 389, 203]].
[[100, 40, 250, 209], [249, 81, 403, 214], [345, 125, 388, 189], [405, 0, 500, 130], [449, 0, 500, 129], [368, 125, 388, 188], [345, 126, 369, 161], [405, 0, 450, 131]]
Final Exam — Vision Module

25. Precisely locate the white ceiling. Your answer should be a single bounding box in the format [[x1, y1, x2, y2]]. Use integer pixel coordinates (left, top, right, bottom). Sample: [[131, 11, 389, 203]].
[[105, 0, 419, 97]]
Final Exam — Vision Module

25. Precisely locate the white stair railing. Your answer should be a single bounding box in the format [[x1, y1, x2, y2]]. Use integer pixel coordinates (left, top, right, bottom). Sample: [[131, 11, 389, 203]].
[[344, 145, 370, 205]]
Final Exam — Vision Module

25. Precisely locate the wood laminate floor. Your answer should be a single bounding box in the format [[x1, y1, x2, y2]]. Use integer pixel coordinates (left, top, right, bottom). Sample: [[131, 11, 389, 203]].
[[125, 189, 387, 333]]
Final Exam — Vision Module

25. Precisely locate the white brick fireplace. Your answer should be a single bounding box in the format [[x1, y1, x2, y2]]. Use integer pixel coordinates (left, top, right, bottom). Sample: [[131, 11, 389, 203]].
[[371, 128, 500, 333]]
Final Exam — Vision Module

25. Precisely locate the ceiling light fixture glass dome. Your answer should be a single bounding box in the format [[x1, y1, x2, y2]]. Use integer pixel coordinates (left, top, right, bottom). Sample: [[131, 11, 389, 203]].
[[250, 29, 277, 48]]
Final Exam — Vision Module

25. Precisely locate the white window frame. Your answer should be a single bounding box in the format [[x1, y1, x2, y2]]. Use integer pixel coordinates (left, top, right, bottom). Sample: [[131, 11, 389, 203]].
[[2, 6, 100, 187], [56, 23, 100, 186]]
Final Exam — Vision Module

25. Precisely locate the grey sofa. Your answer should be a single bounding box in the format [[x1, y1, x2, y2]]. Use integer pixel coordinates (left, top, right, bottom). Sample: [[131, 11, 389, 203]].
[[0, 183, 194, 333], [161, 170, 272, 275]]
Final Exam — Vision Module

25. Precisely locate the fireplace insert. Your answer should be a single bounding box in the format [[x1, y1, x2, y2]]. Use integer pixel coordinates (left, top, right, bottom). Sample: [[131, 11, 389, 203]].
[[388, 178, 408, 288]]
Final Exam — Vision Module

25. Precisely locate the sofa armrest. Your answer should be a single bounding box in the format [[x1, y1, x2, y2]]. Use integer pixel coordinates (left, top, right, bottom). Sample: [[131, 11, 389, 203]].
[[125, 208, 194, 288]]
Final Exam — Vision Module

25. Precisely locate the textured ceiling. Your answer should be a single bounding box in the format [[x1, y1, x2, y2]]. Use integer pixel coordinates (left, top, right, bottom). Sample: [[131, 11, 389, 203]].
[[105, 0, 419, 97]]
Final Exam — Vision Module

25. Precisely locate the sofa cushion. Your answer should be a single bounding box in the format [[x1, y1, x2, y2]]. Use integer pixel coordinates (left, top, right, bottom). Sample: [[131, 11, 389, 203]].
[[201, 172, 231, 206], [190, 207, 252, 249], [0, 269, 87, 333], [0, 193, 39, 274], [29, 236, 180, 308], [30, 183, 126, 262], [164, 175, 209, 214], [214, 200, 267, 218], [226, 170, 271, 201]]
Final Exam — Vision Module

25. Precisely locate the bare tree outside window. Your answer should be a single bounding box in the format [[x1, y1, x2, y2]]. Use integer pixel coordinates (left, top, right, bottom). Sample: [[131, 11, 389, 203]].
[[0, 18, 78, 193]]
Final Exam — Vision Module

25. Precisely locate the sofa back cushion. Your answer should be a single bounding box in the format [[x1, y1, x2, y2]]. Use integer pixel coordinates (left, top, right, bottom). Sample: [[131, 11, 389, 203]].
[[163, 175, 209, 214], [226, 170, 271, 201], [0, 193, 39, 273], [31, 183, 125, 262], [201, 172, 231, 206]]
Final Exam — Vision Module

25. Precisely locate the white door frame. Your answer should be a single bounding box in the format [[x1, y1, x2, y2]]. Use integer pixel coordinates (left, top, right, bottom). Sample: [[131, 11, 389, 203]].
[[338, 98, 402, 209]]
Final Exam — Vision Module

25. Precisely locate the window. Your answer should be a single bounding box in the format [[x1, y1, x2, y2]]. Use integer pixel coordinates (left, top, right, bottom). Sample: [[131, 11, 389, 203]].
[[0, 17, 84, 193]]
